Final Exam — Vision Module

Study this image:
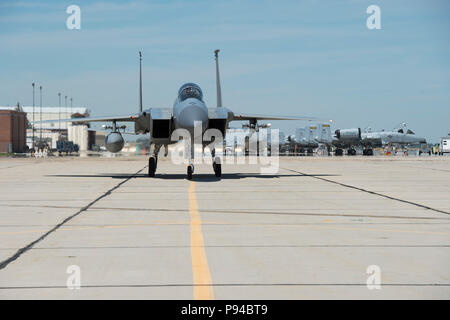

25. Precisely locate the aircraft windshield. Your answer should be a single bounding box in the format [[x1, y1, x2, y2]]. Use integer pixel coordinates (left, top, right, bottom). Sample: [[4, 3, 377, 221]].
[[178, 83, 203, 102]]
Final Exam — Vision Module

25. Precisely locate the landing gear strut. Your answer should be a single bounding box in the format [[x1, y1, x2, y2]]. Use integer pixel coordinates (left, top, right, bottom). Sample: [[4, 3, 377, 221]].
[[213, 157, 221, 177], [148, 145, 161, 177], [148, 157, 157, 177], [187, 164, 194, 180]]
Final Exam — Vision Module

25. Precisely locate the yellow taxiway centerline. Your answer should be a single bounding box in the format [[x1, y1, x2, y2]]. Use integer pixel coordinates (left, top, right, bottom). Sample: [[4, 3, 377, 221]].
[[188, 181, 214, 300]]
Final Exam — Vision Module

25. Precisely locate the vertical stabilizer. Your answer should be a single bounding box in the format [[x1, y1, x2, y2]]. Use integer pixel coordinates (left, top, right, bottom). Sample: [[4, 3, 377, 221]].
[[139, 51, 143, 113], [214, 49, 223, 107]]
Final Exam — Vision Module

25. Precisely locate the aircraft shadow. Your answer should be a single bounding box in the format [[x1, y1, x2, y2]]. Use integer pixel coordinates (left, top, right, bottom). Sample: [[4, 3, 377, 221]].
[[48, 173, 339, 182]]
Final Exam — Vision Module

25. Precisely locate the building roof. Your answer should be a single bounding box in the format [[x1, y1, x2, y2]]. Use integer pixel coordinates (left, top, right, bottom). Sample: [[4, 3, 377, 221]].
[[21, 106, 89, 114], [1, 106, 89, 114], [0, 105, 24, 112]]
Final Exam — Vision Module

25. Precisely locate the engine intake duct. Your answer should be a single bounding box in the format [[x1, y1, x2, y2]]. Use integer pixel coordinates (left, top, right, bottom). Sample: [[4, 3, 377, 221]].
[[335, 128, 361, 141]]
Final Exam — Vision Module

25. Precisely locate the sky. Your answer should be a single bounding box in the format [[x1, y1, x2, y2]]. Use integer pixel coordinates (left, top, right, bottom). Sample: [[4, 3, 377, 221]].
[[0, 0, 449, 142]]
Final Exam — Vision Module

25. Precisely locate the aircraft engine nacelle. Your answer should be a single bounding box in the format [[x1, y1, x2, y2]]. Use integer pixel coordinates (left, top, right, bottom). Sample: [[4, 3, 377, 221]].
[[335, 128, 361, 141], [105, 132, 125, 153]]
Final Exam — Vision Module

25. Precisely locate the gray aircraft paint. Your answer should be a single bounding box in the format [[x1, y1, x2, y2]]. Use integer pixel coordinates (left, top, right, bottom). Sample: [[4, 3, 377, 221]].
[[33, 50, 318, 178], [333, 125, 426, 149]]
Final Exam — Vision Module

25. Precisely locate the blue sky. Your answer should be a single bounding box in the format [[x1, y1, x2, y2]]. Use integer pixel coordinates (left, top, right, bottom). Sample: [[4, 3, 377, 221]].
[[1, 0, 449, 142]]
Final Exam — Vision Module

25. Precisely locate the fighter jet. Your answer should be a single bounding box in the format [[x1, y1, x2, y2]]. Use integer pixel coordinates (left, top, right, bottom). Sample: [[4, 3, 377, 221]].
[[284, 124, 332, 155], [333, 123, 427, 156], [40, 50, 318, 179]]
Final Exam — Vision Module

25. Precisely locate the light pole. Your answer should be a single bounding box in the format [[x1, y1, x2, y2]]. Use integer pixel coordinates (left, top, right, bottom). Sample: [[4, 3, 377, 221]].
[[32, 83, 35, 150], [70, 97, 73, 117], [65, 95, 68, 130], [58, 92, 61, 137], [39, 85, 43, 147]]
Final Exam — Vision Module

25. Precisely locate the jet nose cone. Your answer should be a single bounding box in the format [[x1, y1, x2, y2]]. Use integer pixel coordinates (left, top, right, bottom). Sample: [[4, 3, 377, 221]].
[[178, 103, 208, 133]]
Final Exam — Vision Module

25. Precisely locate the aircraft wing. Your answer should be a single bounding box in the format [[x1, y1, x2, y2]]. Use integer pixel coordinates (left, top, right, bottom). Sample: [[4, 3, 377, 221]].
[[31, 114, 140, 124], [231, 112, 322, 122]]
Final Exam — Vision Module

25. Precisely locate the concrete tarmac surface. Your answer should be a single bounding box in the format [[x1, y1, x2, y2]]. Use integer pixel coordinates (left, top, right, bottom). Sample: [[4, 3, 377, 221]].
[[0, 155, 449, 299]]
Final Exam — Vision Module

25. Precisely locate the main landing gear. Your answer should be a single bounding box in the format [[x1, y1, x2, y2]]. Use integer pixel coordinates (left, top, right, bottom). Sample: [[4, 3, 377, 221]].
[[213, 157, 221, 177], [148, 156, 158, 177], [148, 145, 161, 177]]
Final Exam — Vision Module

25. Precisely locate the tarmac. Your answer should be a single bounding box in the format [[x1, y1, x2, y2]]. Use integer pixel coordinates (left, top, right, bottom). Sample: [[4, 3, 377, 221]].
[[0, 155, 449, 299]]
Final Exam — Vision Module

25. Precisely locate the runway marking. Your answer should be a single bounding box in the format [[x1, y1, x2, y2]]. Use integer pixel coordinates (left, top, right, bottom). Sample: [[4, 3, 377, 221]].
[[0, 166, 146, 271], [84, 206, 450, 221], [251, 222, 450, 236], [0, 283, 449, 290], [2, 244, 449, 250], [2, 220, 450, 237], [188, 181, 214, 300], [282, 167, 450, 215]]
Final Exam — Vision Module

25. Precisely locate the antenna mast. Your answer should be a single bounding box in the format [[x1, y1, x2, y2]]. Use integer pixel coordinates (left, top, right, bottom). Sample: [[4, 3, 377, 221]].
[[139, 51, 143, 113], [215, 49, 223, 107]]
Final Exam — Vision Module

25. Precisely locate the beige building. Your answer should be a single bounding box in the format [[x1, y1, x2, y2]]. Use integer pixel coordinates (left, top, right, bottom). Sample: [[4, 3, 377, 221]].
[[21, 106, 90, 150]]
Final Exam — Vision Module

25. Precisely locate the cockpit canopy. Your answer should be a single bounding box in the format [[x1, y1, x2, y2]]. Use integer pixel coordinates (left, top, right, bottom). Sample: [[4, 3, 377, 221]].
[[397, 128, 415, 134], [178, 83, 203, 102]]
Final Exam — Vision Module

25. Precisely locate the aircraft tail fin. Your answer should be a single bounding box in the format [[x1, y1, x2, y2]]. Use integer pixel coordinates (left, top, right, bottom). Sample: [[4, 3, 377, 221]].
[[214, 49, 223, 107], [139, 51, 143, 113]]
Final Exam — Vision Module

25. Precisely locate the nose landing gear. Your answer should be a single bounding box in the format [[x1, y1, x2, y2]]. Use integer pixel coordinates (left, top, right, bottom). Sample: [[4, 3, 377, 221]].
[[148, 157, 157, 177], [187, 164, 194, 180], [213, 157, 221, 177]]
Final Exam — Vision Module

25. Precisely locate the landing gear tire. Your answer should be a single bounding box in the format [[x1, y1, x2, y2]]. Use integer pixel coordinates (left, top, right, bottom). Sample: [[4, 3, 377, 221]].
[[187, 165, 193, 180], [347, 149, 356, 156], [366, 149, 373, 156], [335, 148, 343, 156], [148, 157, 157, 177], [213, 162, 222, 177]]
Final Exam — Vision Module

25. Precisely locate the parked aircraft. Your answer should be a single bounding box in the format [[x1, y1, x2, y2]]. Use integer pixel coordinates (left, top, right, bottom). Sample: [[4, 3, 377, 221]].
[[36, 50, 319, 179], [332, 123, 427, 155], [284, 124, 332, 154]]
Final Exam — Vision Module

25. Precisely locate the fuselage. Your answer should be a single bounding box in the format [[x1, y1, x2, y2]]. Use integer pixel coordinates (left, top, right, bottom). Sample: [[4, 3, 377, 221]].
[[138, 82, 230, 146], [362, 131, 426, 146], [332, 128, 427, 148], [173, 83, 209, 137]]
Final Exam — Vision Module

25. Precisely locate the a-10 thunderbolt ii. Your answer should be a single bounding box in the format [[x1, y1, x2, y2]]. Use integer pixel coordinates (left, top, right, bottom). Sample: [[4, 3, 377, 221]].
[[332, 123, 427, 156], [284, 124, 332, 155], [45, 50, 318, 179]]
